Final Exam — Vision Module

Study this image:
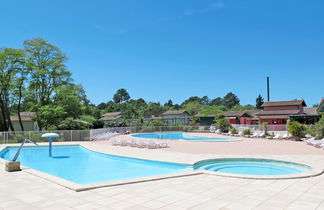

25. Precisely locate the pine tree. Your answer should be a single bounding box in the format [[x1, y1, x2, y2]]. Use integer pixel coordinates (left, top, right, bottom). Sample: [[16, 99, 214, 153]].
[[256, 94, 264, 109]]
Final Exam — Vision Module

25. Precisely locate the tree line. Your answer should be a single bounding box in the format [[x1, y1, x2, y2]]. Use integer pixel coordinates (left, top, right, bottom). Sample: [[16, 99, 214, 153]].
[[1, 38, 265, 131], [97, 88, 265, 126], [0, 38, 100, 131]]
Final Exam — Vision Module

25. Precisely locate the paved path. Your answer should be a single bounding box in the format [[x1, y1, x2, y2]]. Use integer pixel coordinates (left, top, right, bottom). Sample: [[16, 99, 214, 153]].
[[1, 167, 324, 210], [1, 137, 324, 210]]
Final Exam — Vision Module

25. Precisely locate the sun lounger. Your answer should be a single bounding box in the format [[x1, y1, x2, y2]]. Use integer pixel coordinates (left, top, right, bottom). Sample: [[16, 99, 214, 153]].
[[136, 140, 147, 148], [215, 129, 221, 134], [146, 141, 157, 149], [234, 132, 242, 137], [272, 134, 282, 140], [251, 133, 258, 138], [111, 139, 121, 146], [156, 142, 168, 148], [258, 133, 266, 138]]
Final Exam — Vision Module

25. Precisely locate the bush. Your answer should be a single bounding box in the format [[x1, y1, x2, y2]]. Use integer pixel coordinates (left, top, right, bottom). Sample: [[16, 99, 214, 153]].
[[13, 132, 64, 143], [288, 121, 306, 140], [57, 118, 91, 130], [145, 120, 167, 126], [243, 129, 251, 135], [92, 120, 104, 129], [262, 121, 270, 136], [216, 118, 232, 133], [306, 125, 316, 137], [315, 117, 324, 139], [13, 132, 43, 143], [230, 127, 238, 134]]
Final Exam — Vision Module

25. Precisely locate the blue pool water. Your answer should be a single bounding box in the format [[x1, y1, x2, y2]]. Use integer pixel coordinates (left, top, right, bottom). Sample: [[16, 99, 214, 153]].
[[132, 132, 237, 141], [0, 145, 191, 184], [194, 158, 311, 175]]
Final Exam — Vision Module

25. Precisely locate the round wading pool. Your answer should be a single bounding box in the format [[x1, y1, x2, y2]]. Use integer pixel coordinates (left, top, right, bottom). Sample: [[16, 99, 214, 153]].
[[194, 158, 312, 176]]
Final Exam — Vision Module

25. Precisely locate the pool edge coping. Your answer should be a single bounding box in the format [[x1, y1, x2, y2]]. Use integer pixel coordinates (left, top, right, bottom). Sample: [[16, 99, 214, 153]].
[[1, 143, 324, 191]]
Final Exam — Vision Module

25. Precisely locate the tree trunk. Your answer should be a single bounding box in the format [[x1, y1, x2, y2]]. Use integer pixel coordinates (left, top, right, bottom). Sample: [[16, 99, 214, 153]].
[[0, 99, 8, 131], [5, 107, 14, 131], [17, 80, 24, 131], [17, 111, 24, 131]]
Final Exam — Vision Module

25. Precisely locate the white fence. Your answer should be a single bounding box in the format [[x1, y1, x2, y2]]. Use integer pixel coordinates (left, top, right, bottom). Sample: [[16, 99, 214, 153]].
[[0, 126, 204, 144], [231, 124, 288, 132], [0, 124, 288, 144], [0, 130, 91, 144]]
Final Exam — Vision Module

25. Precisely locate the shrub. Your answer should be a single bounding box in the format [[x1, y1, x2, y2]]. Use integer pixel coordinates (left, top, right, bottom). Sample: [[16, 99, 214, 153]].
[[216, 118, 232, 133], [262, 121, 269, 136], [92, 120, 104, 129], [243, 129, 251, 135], [146, 120, 167, 126], [315, 117, 324, 139], [13, 132, 64, 143], [306, 125, 316, 137], [288, 121, 306, 140], [13, 132, 43, 143], [230, 127, 238, 134], [57, 118, 91, 130]]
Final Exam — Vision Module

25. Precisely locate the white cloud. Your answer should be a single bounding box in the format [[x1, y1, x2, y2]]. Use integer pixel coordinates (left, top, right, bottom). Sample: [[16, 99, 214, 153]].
[[211, 2, 225, 9], [160, 1, 225, 22]]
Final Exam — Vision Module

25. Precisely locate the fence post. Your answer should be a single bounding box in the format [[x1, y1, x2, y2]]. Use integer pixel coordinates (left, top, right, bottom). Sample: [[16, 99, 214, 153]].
[[70, 130, 73, 141]]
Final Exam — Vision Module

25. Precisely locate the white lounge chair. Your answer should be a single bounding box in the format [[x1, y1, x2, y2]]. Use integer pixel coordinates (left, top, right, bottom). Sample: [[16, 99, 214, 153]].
[[234, 131, 242, 137], [273, 134, 282, 139], [258, 133, 266, 138], [251, 133, 258, 138], [156, 142, 168, 148]]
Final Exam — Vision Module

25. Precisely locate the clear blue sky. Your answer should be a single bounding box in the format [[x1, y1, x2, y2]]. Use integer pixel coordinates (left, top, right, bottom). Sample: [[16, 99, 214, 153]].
[[1, 0, 323, 106]]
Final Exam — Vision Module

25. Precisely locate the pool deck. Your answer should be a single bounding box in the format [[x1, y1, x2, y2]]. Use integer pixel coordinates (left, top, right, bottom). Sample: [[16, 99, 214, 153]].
[[1, 133, 324, 209]]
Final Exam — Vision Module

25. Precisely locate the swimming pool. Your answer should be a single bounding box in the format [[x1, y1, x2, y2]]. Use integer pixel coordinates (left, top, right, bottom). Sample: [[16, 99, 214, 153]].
[[194, 158, 311, 175], [132, 132, 237, 141], [0, 145, 191, 184]]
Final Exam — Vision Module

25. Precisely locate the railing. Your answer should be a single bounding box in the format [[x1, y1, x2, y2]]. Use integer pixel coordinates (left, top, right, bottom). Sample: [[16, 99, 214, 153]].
[[0, 126, 207, 144], [0, 124, 287, 144], [0, 130, 91, 144], [231, 124, 288, 131]]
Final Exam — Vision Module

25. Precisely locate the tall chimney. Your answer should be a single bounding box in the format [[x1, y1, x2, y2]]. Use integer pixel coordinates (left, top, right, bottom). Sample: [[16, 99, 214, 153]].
[[267, 76, 270, 102]]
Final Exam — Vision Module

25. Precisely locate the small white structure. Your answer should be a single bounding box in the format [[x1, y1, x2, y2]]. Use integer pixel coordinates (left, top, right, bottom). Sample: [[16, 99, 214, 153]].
[[162, 110, 190, 125], [41, 133, 60, 157], [10, 112, 39, 131]]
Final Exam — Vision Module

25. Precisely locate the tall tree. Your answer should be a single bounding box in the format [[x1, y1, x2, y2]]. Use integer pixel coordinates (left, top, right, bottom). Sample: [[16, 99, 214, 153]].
[[210, 97, 223, 106], [256, 94, 264, 109], [182, 96, 203, 105], [164, 99, 173, 107], [14, 53, 29, 131], [201, 96, 210, 105], [223, 92, 240, 109], [144, 102, 164, 118], [0, 48, 26, 131], [54, 85, 85, 119], [183, 102, 202, 116], [24, 38, 72, 106], [97, 102, 107, 110], [113, 88, 130, 103]]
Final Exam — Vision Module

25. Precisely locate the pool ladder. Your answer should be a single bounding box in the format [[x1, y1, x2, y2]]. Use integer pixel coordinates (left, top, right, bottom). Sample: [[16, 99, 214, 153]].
[[12, 138, 38, 162]]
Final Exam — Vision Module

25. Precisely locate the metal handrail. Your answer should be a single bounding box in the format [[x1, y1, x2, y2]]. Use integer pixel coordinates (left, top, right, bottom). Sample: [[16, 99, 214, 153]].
[[12, 138, 38, 162]]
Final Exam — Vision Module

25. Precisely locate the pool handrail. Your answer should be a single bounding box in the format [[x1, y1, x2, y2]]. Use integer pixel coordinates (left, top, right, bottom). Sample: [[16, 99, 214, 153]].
[[12, 138, 39, 162]]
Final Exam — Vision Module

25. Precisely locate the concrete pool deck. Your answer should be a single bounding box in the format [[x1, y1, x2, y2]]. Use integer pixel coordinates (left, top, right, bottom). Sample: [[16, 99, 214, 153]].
[[1, 134, 324, 209]]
